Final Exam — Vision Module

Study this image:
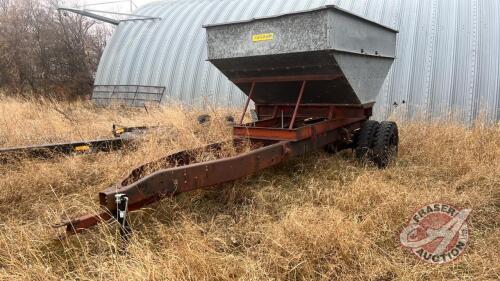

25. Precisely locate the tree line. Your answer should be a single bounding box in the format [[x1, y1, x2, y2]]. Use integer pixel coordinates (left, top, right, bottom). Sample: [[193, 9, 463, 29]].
[[0, 0, 110, 99]]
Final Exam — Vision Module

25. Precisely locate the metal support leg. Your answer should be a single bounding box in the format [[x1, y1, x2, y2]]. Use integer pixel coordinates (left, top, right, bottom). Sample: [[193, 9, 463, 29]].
[[289, 81, 307, 129], [239, 82, 256, 125], [115, 194, 131, 241]]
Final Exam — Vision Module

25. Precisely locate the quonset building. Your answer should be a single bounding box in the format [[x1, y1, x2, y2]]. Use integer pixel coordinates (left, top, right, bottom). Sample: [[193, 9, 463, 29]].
[[92, 0, 500, 124]]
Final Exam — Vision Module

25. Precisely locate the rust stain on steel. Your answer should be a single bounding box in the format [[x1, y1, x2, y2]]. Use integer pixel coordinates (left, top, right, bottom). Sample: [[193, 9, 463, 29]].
[[289, 81, 307, 129], [239, 82, 256, 124], [232, 74, 344, 84], [234, 103, 369, 141], [233, 118, 366, 141], [0, 138, 127, 161], [1, 125, 153, 162], [55, 195, 163, 236], [53, 106, 368, 236], [98, 141, 287, 210], [256, 103, 368, 119], [55, 121, 359, 234]]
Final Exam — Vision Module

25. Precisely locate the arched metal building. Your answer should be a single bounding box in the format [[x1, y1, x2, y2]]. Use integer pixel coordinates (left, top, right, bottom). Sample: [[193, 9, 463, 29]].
[[92, 0, 500, 123]]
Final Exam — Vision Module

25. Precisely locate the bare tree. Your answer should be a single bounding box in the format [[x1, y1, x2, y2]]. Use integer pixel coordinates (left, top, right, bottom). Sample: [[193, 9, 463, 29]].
[[0, 0, 112, 99]]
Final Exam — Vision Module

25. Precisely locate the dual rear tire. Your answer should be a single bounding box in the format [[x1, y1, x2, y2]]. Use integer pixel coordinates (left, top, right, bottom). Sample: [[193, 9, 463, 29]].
[[354, 120, 399, 168]]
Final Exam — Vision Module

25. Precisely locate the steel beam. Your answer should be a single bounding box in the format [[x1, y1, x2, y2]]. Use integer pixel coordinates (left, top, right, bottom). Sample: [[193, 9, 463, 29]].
[[57, 8, 120, 25], [0, 138, 126, 161]]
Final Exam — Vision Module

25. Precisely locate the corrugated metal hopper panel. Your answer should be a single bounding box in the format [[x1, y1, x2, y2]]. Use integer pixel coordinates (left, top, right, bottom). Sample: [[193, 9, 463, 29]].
[[205, 5, 397, 105]]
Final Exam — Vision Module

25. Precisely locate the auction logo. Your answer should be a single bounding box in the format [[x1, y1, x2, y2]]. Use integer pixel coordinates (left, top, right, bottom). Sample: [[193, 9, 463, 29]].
[[400, 203, 471, 264]]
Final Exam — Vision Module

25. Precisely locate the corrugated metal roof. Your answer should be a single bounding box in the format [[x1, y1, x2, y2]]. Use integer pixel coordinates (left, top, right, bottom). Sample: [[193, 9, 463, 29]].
[[93, 0, 500, 123]]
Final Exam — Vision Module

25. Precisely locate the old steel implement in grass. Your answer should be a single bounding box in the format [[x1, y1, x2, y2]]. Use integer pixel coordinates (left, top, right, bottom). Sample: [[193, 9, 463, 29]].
[[54, 5, 399, 237], [0, 125, 150, 162]]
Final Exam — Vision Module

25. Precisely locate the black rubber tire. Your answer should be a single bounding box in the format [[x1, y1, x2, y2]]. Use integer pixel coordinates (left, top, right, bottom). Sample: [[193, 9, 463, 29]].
[[324, 144, 337, 154], [225, 115, 235, 125], [372, 121, 399, 169], [355, 120, 380, 160], [197, 114, 211, 124]]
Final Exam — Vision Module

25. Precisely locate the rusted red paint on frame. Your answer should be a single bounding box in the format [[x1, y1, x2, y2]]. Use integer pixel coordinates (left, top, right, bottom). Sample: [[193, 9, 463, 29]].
[[54, 74, 373, 237]]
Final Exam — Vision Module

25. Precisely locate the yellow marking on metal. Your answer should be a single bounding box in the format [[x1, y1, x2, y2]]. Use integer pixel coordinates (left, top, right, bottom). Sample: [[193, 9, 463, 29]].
[[115, 128, 125, 134], [252, 33, 274, 42], [74, 145, 90, 152]]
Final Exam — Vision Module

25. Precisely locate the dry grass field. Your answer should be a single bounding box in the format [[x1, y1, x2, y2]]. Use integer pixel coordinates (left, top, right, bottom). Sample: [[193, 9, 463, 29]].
[[0, 95, 498, 280]]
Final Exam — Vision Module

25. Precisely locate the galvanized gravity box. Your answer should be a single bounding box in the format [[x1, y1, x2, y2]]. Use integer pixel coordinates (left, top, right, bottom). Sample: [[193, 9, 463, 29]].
[[204, 5, 397, 105]]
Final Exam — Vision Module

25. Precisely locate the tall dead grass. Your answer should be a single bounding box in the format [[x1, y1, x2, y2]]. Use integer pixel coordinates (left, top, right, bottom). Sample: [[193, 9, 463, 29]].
[[0, 96, 498, 280]]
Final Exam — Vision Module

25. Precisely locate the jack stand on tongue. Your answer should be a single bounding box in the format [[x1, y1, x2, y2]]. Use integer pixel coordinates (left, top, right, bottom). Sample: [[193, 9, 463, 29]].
[[115, 193, 132, 246]]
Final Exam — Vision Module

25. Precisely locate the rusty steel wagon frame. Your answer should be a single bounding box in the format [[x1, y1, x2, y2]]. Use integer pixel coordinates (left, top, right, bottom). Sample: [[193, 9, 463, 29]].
[[55, 75, 372, 236], [0, 125, 150, 162], [54, 5, 397, 237]]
